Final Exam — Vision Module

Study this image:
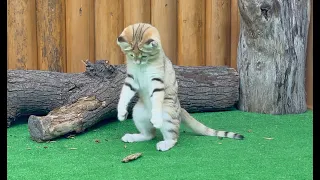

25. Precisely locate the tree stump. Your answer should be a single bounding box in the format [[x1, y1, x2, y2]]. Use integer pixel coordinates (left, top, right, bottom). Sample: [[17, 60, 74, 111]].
[[237, 0, 310, 114], [7, 60, 239, 142]]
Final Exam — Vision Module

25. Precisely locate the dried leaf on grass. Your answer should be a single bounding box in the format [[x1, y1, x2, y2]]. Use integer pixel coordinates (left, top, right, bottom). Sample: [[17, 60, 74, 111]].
[[121, 153, 142, 163]]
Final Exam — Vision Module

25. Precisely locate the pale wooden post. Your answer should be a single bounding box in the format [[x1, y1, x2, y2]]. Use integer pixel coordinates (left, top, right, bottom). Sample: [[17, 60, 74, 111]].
[[206, 0, 231, 66], [66, 0, 95, 72], [7, 0, 38, 70], [124, 0, 151, 26], [177, 0, 205, 66], [151, 0, 177, 64], [36, 0, 66, 72]]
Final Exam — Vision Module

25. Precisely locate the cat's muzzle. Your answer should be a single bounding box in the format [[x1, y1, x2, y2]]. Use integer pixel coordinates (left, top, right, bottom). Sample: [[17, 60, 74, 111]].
[[133, 59, 141, 64], [133, 59, 147, 65]]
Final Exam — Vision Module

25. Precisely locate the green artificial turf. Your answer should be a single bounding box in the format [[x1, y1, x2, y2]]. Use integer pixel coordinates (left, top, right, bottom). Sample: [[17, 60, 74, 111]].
[[7, 110, 313, 180]]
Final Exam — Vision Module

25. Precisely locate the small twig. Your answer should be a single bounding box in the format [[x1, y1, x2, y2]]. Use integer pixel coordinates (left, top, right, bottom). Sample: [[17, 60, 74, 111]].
[[81, 59, 89, 66]]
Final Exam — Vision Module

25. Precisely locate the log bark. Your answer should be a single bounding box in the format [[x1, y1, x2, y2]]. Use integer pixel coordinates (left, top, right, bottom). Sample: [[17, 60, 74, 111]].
[[7, 60, 239, 142], [237, 0, 310, 114]]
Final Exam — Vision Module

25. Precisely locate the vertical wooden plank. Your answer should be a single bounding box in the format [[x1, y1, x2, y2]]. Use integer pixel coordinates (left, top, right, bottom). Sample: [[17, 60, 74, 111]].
[[151, 0, 177, 64], [306, 0, 313, 109], [230, 0, 240, 69], [95, 0, 124, 65], [89, 1, 95, 63], [205, 0, 231, 66], [124, 0, 151, 27], [36, 0, 66, 72], [177, 0, 205, 66], [7, 0, 37, 70], [66, 0, 95, 73]]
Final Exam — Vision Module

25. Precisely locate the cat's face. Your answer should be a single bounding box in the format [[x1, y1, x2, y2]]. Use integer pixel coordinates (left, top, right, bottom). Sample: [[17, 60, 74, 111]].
[[117, 23, 162, 65]]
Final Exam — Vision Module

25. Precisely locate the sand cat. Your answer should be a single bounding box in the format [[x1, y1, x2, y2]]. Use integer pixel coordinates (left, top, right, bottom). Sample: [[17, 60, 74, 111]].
[[116, 23, 244, 151]]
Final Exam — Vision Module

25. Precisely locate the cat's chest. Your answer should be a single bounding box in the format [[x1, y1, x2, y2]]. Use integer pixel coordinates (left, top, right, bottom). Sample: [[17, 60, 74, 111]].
[[130, 66, 161, 93], [134, 70, 153, 92]]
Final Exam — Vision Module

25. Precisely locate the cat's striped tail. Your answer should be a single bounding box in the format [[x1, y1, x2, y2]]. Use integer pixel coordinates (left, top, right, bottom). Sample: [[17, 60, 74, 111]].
[[180, 108, 244, 140]]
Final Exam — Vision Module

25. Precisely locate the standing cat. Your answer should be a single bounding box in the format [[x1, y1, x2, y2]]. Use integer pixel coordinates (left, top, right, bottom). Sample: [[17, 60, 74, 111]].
[[116, 23, 244, 151]]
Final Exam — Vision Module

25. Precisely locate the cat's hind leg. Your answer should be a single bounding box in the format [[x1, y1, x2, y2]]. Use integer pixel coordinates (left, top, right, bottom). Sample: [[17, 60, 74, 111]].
[[121, 101, 156, 143], [156, 112, 180, 151]]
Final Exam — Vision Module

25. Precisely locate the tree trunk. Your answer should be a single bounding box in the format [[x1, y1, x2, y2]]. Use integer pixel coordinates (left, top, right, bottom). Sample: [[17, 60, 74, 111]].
[[7, 60, 239, 142], [237, 0, 310, 114]]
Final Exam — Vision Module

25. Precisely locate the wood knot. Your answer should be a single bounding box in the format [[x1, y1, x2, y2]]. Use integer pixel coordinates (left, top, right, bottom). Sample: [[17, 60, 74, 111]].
[[260, 0, 280, 20], [260, 3, 271, 20]]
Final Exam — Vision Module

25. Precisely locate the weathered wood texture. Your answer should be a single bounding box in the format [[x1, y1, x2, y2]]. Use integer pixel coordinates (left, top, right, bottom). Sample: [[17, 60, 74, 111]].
[[306, 0, 313, 110], [36, 0, 66, 72], [237, 0, 310, 114], [95, 0, 124, 65], [124, 0, 151, 26], [7, 61, 239, 141], [66, 0, 95, 73], [230, 0, 240, 69], [206, 0, 231, 66], [177, 0, 205, 66], [7, 0, 313, 109], [7, 0, 38, 70], [151, 0, 177, 64]]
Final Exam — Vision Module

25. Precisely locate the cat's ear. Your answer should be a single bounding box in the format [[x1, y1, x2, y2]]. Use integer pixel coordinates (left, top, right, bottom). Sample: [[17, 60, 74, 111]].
[[116, 36, 131, 50], [116, 36, 128, 45], [144, 39, 158, 48]]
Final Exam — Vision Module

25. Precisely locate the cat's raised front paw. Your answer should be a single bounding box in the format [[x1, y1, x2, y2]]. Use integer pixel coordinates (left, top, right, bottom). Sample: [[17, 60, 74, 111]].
[[150, 116, 163, 128], [117, 109, 128, 121]]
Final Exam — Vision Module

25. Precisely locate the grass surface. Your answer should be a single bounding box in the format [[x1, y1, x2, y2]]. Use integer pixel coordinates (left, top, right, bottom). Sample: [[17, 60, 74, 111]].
[[7, 110, 313, 180]]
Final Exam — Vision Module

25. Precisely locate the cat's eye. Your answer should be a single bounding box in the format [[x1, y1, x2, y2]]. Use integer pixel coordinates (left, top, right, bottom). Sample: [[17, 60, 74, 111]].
[[145, 39, 154, 44], [141, 55, 148, 59], [145, 39, 158, 48], [129, 54, 134, 57]]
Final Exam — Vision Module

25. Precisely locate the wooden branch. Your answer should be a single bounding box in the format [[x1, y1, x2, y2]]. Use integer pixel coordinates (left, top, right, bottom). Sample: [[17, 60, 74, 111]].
[[7, 60, 239, 142], [237, 0, 310, 114]]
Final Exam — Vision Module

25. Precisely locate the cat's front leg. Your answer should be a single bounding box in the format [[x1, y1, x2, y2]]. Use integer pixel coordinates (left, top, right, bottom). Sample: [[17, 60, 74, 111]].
[[150, 78, 165, 128], [117, 74, 138, 121]]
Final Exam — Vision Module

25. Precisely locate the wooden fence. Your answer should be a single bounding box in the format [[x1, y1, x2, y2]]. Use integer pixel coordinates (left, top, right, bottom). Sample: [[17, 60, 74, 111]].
[[7, 0, 313, 109]]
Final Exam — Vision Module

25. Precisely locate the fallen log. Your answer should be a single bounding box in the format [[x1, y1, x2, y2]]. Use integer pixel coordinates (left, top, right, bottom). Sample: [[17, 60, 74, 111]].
[[7, 60, 239, 142]]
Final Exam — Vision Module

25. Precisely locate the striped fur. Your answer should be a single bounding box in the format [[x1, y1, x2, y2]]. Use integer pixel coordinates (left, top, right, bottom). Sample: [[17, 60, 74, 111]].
[[116, 23, 244, 151]]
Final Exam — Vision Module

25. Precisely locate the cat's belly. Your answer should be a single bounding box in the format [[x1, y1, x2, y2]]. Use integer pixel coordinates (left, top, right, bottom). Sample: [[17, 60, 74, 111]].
[[138, 89, 152, 110]]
